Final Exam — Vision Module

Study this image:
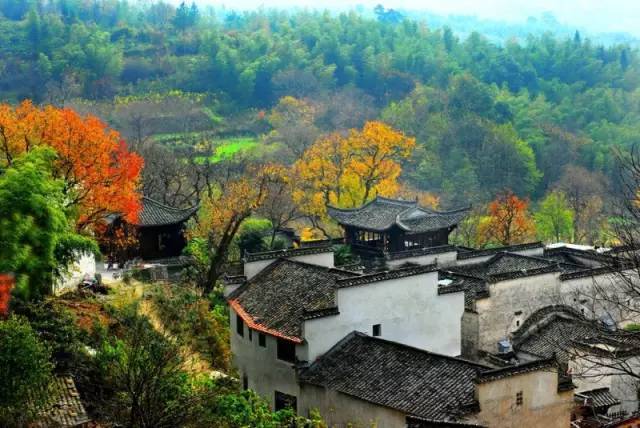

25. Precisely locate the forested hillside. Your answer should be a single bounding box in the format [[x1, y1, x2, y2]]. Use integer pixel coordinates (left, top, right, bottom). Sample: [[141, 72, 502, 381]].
[[1, 0, 638, 242]]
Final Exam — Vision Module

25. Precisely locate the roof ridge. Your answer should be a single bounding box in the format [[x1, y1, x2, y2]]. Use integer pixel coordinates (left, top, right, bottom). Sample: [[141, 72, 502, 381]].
[[142, 196, 198, 213], [475, 358, 555, 383], [439, 270, 486, 282], [337, 264, 437, 288], [481, 251, 557, 268], [455, 242, 543, 260], [306, 331, 490, 372], [244, 245, 334, 262], [360, 333, 491, 368]]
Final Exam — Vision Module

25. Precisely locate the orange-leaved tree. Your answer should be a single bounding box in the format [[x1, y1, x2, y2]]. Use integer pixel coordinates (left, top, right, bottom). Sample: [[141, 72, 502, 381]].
[[0, 100, 143, 231], [187, 165, 283, 292], [293, 121, 415, 235], [480, 190, 536, 246]]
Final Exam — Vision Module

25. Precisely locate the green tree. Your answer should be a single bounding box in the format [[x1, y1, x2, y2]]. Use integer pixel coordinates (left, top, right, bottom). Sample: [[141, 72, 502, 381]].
[[0, 148, 96, 300], [96, 308, 210, 428], [534, 190, 575, 243], [0, 316, 53, 427]]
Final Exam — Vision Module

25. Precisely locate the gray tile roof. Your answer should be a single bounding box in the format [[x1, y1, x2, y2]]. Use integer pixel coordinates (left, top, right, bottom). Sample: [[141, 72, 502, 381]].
[[299, 332, 488, 421], [512, 307, 640, 362], [437, 271, 488, 309], [136, 197, 198, 227], [229, 259, 358, 340], [244, 245, 333, 262], [336, 264, 437, 288], [327, 196, 469, 233], [385, 245, 457, 261], [449, 252, 560, 283], [475, 358, 555, 383], [576, 388, 621, 409], [513, 311, 601, 361], [455, 242, 543, 260], [33, 376, 91, 427]]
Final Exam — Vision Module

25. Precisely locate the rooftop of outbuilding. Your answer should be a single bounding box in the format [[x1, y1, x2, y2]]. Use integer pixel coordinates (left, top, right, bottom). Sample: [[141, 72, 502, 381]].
[[327, 196, 469, 233], [136, 197, 198, 227]]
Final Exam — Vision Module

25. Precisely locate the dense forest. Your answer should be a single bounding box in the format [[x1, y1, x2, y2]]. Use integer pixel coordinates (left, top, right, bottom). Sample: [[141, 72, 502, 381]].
[[1, 0, 638, 244]]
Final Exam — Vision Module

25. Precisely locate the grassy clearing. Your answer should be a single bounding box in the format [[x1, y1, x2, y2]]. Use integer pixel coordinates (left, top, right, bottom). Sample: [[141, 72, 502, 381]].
[[194, 137, 259, 164]]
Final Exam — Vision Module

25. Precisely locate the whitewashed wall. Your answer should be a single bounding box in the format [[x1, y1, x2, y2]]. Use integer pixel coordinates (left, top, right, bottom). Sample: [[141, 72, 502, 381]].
[[230, 309, 300, 408], [476, 272, 560, 353], [243, 251, 334, 279], [302, 271, 464, 362], [53, 252, 96, 295], [570, 353, 640, 415], [386, 250, 458, 269]]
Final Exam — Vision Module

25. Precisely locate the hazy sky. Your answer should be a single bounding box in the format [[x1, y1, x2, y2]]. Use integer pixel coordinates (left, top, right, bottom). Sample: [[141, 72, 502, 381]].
[[197, 0, 640, 35]]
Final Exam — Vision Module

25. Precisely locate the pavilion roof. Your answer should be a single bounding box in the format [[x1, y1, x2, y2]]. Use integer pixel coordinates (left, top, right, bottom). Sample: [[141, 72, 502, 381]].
[[327, 196, 469, 233]]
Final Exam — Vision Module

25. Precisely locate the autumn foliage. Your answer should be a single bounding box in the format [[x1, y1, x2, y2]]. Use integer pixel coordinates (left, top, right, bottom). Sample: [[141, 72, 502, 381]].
[[0, 274, 13, 317], [187, 165, 282, 291], [0, 100, 143, 231], [480, 190, 536, 246], [293, 121, 415, 232]]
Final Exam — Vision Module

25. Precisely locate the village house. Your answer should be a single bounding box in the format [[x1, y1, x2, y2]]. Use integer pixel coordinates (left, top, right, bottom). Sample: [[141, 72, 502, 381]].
[[228, 246, 465, 412], [495, 305, 640, 426], [104, 196, 197, 261], [227, 197, 640, 427]]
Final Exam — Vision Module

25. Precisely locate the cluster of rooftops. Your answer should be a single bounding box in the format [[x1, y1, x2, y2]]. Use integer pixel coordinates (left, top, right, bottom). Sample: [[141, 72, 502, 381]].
[[229, 241, 620, 344], [226, 238, 637, 424]]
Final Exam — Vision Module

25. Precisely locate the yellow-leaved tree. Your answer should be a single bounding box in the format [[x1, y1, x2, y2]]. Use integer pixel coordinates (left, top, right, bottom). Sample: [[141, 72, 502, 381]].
[[293, 121, 415, 236], [187, 165, 284, 292]]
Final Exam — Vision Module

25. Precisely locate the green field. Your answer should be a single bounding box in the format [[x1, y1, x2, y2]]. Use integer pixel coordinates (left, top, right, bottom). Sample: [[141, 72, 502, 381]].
[[208, 138, 258, 162], [193, 137, 259, 164]]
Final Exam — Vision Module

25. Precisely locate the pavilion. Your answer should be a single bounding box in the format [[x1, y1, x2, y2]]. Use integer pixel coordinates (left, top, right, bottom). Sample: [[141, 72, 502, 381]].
[[327, 196, 469, 255]]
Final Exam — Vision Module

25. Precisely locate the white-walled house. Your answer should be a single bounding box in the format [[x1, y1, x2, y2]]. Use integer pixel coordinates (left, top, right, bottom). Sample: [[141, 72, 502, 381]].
[[226, 196, 640, 426], [228, 247, 465, 410], [508, 306, 640, 419]]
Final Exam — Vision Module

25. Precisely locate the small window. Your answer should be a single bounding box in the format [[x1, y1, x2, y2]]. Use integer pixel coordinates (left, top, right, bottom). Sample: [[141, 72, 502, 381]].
[[516, 391, 523, 406], [516, 320, 520, 327], [259, 333, 266, 347], [275, 391, 297, 412], [372, 324, 381, 337], [236, 314, 244, 337], [249, 329, 253, 341], [242, 374, 248, 390], [277, 338, 296, 363]]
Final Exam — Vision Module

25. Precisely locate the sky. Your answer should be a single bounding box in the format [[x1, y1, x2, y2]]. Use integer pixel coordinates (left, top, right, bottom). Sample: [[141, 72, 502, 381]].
[[195, 0, 640, 35]]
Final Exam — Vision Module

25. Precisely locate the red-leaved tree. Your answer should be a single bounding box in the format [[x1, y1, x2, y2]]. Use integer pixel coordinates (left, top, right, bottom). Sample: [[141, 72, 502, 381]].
[[0, 100, 143, 231]]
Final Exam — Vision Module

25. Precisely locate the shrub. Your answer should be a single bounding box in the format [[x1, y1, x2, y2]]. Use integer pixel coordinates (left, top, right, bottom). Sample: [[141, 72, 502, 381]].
[[95, 309, 209, 428], [0, 316, 53, 427]]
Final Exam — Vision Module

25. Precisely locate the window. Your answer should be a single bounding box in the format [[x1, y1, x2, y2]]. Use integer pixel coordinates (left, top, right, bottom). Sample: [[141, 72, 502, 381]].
[[248, 328, 253, 341], [236, 314, 244, 337], [242, 374, 248, 390], [277, 338, 296, 363], [275, 391, 297, 412], [516, 320, 520, 327], [259, 333, 266, 347], [372, 324, 381, 337], [516, 391, 523, 406]]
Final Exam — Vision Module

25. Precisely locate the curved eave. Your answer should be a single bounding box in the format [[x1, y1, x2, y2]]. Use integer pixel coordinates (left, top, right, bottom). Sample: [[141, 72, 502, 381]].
[[229, 299, 304, 344]]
